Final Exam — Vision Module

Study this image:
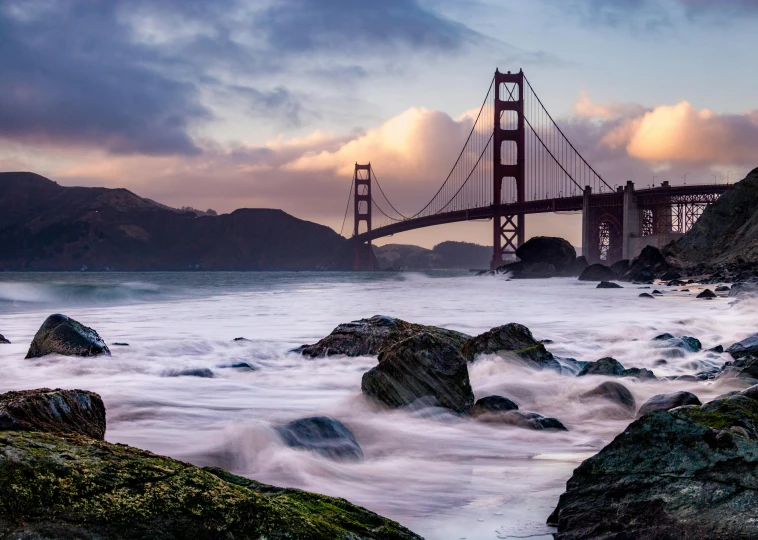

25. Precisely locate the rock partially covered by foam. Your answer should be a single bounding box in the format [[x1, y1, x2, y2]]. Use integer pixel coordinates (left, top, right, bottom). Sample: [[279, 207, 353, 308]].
[[297, 315, 470, 357], [26, 314, 110, 359], [361, 332, 475, 413], [461, 323, 560, 371], [0, 333, 9, 344], [0, 388, 106, 440], [275, 416, 363, 462], [579, 381, 636, 412], [637, 391, 701, 417]]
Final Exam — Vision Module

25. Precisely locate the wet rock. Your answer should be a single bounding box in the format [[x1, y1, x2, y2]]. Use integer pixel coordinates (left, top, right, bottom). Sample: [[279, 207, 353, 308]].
[[578, 264, 615, 282], [654, 335, 702, 353], [637, 391, 701, 416], [697, 288, 717, 299], [729, 282, 758, 298], [635, 245, 670, 272], [162, 368, 215, 378], [652, 289, 663, 295], [233, 337, 251, 342], [709, 345, 724, 353], [476, 410, 567, 431], [660, 270, 682, 281], [625, 265, 655, 283], [275, 416, 363, 462], [577, 357, 625, 377], [219, 362, 258, 371], [471, 395, 519, 416], [596, 281, 622, 289], [0, 388, 105, 440], [727, 334, 758, 359], [0, 334, 9, 344], [112, 342, 129, 346], [517, 262, 556, 278], [0, 432, 421, 539], [26, 314, 110, 359], [460, 323, 560, 371], [297, 315, 470, 358], [715, 285, 731, 292], [579, 381, 636, 412], [621, 367, 656, 380], [515, 236, 576, 271], [549, 395, 758, 539], [610, 259, 630, 277], [639, 292, 655, 298], [653, 332, 675, 341], [564, 256, 589, 277], [361, 332, 475, 413]]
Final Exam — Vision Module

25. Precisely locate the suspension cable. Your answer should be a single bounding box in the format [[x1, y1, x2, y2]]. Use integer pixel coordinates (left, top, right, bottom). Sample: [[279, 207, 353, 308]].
[[370, 164, 410, 220], [433, 133, 493, 214], [338, 175, 354, 237], [524, 116, 583, 191]]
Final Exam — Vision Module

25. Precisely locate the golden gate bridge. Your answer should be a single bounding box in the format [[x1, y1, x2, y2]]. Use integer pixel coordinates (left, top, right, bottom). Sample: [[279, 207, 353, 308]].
[[340, 69, 729, 270]]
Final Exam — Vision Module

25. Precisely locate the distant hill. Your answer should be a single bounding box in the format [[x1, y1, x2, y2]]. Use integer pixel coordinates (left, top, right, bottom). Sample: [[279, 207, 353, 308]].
[[373, 241, 491, 270], [0, 172, 353, 271]]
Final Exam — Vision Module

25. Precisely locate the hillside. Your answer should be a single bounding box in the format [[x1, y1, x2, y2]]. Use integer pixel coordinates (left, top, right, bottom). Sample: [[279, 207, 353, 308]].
[[669, 167, 758, 265], [373, 241, 491, 270], [0, 172, 353, 271]]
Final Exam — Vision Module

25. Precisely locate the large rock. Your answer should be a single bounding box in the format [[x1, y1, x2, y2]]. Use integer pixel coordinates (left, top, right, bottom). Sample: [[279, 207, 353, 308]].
[[471, 395, 519, 416], [0, 431, 421, 539], [637, 391, 701, 416], [275, 417, 363, 462], [564, 256, 589, 277], [460, 323, 560, 371], [515, 236, 576, 270], [361, 332, 474, 413], [622, 263, 655, 283], [634, 245, 670, 272], [0, 388, 105, 440], [579, 381, 636, 412], [578, 264, 615, 282], [26, 314, 110, 359], [610, 259, 630, 277], [727, 334, 758, 360], [577, 357, 624, 377], [0, 334, 8, 344], [549, 394, 758, 539], [297, 315, 469, 357]]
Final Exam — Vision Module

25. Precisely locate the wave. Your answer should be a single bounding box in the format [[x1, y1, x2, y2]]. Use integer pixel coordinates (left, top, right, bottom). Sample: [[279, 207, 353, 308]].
[[0, 280, 174, 307]]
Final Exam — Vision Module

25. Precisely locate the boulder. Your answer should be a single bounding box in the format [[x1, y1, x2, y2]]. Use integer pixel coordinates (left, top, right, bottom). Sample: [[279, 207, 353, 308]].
[[637, 391, 701, 417], [0, 388, 105, 440], [0, 431, 421, 539], [515, 236, 576, 270], [635, 245, 670, 272], [275, 417, 363, 462], [577, 357, 625, 377], [654, 335, 702, 353], [596, 281, 622, 289], [729, 282, 758, 299], [660, 270, 682, 281], [0, 334, 9, 344], [715, 285, 731, 292], [361, 332, 475, 413], [639, 292, 655, 298], [297, 315, 470, 357], [624, 264, 655, 283], [697, 288, 717, 299], [517, 262, 556, 278], [578, 264, 615, 282], [579, 381, 636, 412], [476, 410, 567, 431], [564, 256, 589, 277], [460, 323, 560, 371], [610, 259, 630, 277], [727, 334, 758, 360], [549, 395, 758, 539], [471, 395, 519, 417], [621, 367, 657, 380], [26, 314, 110, 359]]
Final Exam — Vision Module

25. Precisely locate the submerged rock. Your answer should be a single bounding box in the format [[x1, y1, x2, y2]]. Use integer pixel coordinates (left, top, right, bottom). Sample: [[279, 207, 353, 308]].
[[0, 431, 421, 539], [162, 368, 215, 378], [637, 391, 701, 416], [726, 334, 758, 360], [549, 395, 758, 539], [577, 357, 625, 377], [275, 416, 363, 462], [219, 362, 258, 371], [297, 315, 469, 357], [361, 332, 474, 413], [596, 281, 622, 289], [579, 381, 636, 412], [578, 264, 615, 282], [26, 314, 110, 359], [639, 292, 655, 298], [461, 323, 559, 371], [476, 410, 567, 431], [697, 288, 717, 299], [471, 395, 519, 416], [654, 334, 702, 353], [0, 334, 9, 344], [0, 388, 105, 440]]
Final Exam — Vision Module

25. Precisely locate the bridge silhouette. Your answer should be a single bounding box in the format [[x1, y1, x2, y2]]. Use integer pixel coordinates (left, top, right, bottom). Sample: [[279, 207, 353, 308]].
[[342, 69, 729, 270]]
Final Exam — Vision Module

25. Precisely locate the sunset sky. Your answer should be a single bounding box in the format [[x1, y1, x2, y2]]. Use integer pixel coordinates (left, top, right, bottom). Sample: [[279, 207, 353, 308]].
[[2, 0, 757, 247]]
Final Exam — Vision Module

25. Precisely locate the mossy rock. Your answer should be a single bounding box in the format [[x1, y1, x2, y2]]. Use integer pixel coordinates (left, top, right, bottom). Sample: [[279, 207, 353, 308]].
[[0, 431, 422, 539], [460, 323, 559, 371]]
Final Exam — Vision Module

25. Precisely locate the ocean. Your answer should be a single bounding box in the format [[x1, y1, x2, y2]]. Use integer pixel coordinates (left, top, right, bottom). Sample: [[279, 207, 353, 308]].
[[0, 271, 751, 539]]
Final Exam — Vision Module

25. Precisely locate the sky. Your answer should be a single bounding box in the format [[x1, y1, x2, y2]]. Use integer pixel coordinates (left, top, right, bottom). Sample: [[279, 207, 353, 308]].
[[1, 0, 757, 248]]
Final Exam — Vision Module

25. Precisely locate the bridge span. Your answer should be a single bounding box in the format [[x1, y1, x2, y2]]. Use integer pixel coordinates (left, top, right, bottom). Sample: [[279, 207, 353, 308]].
[[342, 69, 731, 269]]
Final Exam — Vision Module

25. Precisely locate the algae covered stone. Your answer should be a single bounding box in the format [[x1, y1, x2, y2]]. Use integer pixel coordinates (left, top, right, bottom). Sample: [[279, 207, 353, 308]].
[[460, 323, 560, 371], [26, 313, 110, 359], [0, 431, 422, 540]]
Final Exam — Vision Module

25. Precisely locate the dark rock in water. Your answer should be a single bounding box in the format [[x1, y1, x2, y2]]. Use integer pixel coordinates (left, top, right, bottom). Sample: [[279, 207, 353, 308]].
[[635, 245, 670, 272], [596, 281, 622, 289], [219, 362, 258, 371], [637, 391, 701, 416], [639, 292, 655, 298], [0, 432, 421, 540], [0, 334, 9, 344], [653, 332, 675, 341], [709, 344, 724, 353], [275, 416, 363, 462], [610, 259, 630, 277], [655, 335, 702, 353], [697, 288, 717, 299], [112, 342, 129, 346], [729, 282, 758, 298], [715, 285, 731, 292], [162, 368, 215, 378], [297, 315, 469, 358], [578, 357, 625, 377], [476, 410, 567, 431], [549, 395, 758, 539], [460, 323, 560, 371], [233, 337, 251, 342], [564, 256, 588, 277], [660, 270, 681, 281], [515, 236, 576, 270], [517, 262, 556, 278], [556, 357, 588, 375], [578, 264, 615, 282], [0, 388, 105, 440], [621, 367, 656, 380], [471, 395, 519, 416], [26, 314, 110, 359], [361, 332, 475, 413], [625, 264, 655, 283], [727, 334, 758, 359], [579, 381, 636, 412], [652, 289, 663, 295]]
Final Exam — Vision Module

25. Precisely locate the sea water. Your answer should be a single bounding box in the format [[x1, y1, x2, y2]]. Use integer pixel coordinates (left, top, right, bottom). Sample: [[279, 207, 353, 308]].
[[0, 271, 754, 539]]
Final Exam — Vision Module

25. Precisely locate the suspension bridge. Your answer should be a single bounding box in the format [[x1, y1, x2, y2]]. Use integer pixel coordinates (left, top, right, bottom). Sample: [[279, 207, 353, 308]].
[[341, 69, 730, 270]]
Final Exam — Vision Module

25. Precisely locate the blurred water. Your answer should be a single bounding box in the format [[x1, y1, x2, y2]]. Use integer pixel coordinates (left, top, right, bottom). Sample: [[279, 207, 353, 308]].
[[0, 271, 752, 539]]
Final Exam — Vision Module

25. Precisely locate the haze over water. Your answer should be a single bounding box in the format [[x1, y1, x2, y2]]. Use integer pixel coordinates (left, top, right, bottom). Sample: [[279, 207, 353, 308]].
[[0, 271, 752, 539]]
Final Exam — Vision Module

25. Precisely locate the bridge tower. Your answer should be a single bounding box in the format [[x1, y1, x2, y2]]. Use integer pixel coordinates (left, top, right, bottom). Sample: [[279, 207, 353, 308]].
[[491, 69, 525, 269], [353, 163, 374, 270]]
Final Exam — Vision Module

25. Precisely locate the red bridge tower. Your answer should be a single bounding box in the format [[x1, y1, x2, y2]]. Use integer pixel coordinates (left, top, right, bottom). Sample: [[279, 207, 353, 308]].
[[352, 163, 373, 270]]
